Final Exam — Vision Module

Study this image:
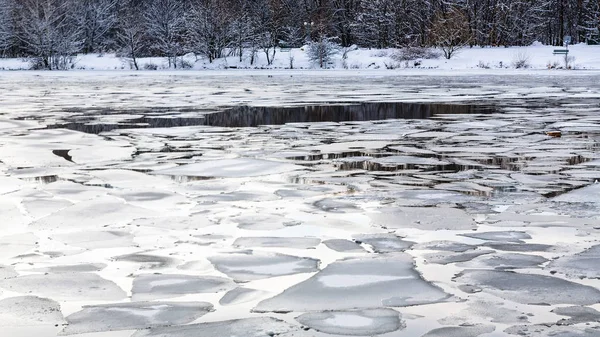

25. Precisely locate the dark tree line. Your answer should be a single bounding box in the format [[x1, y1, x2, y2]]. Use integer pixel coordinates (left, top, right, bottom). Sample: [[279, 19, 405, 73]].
[[0, 0, 598, 69]]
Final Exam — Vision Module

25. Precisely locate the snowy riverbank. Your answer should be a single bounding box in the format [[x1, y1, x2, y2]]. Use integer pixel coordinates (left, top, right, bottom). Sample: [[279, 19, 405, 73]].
[[1, 43, 600, 71]]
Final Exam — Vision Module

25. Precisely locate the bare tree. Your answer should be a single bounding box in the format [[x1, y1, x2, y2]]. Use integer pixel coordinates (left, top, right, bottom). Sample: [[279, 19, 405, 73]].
[[186, 0, 233, 63], [74, 0, 117, 54], [352, 0, 396, 48], [117, 11, 145, 70], [14, 0, 82, 69], [430, 6, 471, 59], [307, 35, 339, 68], [144, 0, 185, 68], [0, 0, 14, 55]]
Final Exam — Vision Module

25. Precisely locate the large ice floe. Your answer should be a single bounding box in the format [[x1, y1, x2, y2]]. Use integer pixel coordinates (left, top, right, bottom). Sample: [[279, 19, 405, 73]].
[[254, 254, 450, 312], [1, 72, 600, 337]]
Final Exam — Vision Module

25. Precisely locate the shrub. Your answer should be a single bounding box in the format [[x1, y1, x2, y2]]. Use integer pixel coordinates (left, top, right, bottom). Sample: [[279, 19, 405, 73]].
[[512, 51, 530, 69], [143, 63, 159, 70], [178, 59, 194, 69], [391, 46, 441, 61], [477, 60, 490, 69], [307, 37, 339, 68]]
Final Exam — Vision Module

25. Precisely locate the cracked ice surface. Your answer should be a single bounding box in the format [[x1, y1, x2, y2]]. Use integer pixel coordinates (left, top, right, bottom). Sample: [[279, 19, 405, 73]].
[[1, 72, 600, 336]]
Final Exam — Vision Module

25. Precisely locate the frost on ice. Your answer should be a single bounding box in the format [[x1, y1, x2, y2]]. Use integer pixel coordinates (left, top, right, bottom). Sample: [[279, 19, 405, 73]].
[[0, 296, 64, 326]]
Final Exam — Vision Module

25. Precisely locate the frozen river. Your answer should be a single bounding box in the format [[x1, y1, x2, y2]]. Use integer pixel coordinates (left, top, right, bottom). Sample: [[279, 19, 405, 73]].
[[1, 71, 600, 337]]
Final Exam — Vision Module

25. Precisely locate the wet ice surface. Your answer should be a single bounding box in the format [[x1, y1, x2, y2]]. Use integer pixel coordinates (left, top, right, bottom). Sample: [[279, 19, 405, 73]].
[[131, 317, 296, 337], [547, 244, 600, 279], [131, 274, 235, 300], [208, 251, 320, 282], [2, 72, 600, 336], [296, 308, 404, 335], [254, 254, 450, 312], [62, 301, 214, 335], [0, 273, 126, 301], [421, 324, 495, 337], [455, 270, 600, 305]]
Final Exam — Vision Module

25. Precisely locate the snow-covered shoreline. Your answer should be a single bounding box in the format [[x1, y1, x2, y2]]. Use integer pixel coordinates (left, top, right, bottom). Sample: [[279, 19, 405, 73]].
[[2, 44, 600, 72]]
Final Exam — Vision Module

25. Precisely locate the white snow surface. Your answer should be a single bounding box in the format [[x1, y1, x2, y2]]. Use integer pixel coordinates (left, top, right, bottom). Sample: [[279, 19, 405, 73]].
[[1, 43, 599, 71]]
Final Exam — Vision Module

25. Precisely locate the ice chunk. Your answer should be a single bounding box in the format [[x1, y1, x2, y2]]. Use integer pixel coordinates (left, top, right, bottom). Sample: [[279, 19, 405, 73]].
[[233, 237, 321, 249], [483, 242, 554, 252], [254, 254, 449, 312], [546, 244, 600, 279], [323, 239, 366, 253], [31, 196, 154, 229], [61, 301, 213, 335], [439, 300, 529, 325], [219, 287, 269, 306], [0, 233, 38, 259], [132, 317, 296, 337], [0, 296, 64, 326], [505, 324, 600, 337], [382, 189, 475, 207], [422, 324, 495, 337], [553, 184, 600, 203], [413, 241, 475, 253], [459, 231, 532, 243], [313, 198, 360, 213], [552, 306, 600, 325], [231, 214, 298, 230], [455, 270, 600, 305], [458, 253, 548, 270], [368, 155, 451, 168], [113, 253, 179, 270], [208, 251, 319, 282], [0, 273, 126, 300], [354, 234, 414, 253], [153, 158, 304, 178], [296, 308, 404, 336], [130, 215, 215, 230], [0, 265, 17, 279], [29, 263, 107, 273], [132, 274, 235, 301], [424, 250, 494, 265], [22, 198, 73, 218], [51, 230, 134, 249], [369, 207, 475, 230]]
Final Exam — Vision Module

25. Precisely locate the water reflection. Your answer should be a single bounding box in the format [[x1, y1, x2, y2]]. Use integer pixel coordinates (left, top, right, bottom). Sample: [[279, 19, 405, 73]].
[[47, 102, 495, 134], [205, 103, 495, 127]]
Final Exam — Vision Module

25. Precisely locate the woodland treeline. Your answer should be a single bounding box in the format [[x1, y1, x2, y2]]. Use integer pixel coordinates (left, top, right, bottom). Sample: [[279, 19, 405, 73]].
[[0, 0, 598, 69]]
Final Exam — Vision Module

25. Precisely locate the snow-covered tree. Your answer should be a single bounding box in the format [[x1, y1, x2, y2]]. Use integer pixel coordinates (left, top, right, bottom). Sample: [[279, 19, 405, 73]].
[[352, 0, 397, 48], [578, 0, 599, 44], [2, 0, 600, 61], [0, 0, 14, 55], [144, 0, 185, 68], [74, 0, 117, 54], [186, 0, 233, 62], [307, 36, 339, 68], [430, 6, 471, 59], [14, 0, 82, 69], [117, 10, 145, 70]]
